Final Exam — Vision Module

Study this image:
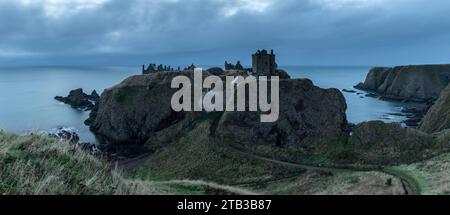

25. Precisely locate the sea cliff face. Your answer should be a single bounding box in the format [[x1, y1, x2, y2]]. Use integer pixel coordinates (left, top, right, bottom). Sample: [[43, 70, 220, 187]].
[[86, 71, 348, 149], [216, 78, 348, 147], [356, 65, 450, 101], [86, 72, 197, 146], [420, 84, 450, 133]]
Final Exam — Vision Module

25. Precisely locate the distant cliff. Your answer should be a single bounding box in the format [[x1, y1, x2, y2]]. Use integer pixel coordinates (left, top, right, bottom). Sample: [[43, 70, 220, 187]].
[[420, 84, 450, 133], [355, 65, 450, 102]]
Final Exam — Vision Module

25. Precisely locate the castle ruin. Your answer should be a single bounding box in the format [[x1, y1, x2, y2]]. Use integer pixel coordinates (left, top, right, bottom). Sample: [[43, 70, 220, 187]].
[[142, 63, 196, 74], [252, 49, 277, 76], [142, 49, 282, 77], [224, 61, 244, 70]]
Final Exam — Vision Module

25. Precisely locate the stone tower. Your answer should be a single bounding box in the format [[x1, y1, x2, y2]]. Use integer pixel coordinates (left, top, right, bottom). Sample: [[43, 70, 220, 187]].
[[252, 49, 277, 76]]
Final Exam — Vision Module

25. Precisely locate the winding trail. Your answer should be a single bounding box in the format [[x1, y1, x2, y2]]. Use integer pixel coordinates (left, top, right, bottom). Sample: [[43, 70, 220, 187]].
[[220, 142, 416, 195], [224, 144, 351, 173], [110, 135, 417, 195]]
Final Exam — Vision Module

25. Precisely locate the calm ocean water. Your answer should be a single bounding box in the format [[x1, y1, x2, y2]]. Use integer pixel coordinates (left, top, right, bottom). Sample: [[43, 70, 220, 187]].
[[0, 66, 419, 142]]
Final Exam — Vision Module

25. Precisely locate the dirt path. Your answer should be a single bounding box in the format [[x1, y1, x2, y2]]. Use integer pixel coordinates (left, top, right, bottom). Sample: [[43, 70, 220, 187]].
[[107, 137, 416, 195], [400, 179, 414, 195], [221, 143, 416, 195], [224, 144, 351, 173], [111, 153, 153, 171]]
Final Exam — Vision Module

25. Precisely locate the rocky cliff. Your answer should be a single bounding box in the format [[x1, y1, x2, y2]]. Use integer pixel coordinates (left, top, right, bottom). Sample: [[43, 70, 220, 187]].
[[216, 78, 348, 148], [356, 65, 450, 101], [87, 71, 348, 150], [420, 84, 450, 133], [86, 72, 198, 146]]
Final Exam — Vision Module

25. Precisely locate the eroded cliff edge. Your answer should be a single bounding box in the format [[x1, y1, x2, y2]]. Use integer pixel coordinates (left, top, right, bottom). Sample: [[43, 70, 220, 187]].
[[355, 65, 450, 102], [420, 84, 450, 133]]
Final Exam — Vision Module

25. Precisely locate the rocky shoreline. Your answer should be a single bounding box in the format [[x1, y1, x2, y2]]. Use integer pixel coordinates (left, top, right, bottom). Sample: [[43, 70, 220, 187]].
[[341, 87, 430, 128], [47, 127, 101, 157], [350, 65, 450, 128]]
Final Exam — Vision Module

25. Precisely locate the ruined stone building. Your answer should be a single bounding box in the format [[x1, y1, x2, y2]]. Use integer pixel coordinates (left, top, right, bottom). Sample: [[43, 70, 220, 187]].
[[142, 64, 174, 74], [224, 61, 244, 70], [142, 63, 196, 74], [252, 49, 277, 76]]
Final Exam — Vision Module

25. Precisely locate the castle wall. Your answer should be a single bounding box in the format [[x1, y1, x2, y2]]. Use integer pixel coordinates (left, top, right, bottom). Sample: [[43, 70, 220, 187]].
[[252, 50, 277, 76]]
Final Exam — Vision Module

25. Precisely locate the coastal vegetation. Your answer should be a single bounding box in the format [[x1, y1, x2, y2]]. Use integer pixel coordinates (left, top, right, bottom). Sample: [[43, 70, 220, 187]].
[[0, 131, 257, 195]]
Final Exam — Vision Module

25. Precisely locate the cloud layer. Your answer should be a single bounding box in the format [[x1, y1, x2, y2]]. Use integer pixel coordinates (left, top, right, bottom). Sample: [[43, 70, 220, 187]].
[[1, 0, 450, 66]]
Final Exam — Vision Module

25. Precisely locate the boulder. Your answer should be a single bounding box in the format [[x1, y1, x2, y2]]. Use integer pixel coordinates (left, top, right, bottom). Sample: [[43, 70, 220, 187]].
[[420, 84, 450, 133], [356, 65, 450, 102], [342, 89, 357, 93], [48, 127, 80, 144]]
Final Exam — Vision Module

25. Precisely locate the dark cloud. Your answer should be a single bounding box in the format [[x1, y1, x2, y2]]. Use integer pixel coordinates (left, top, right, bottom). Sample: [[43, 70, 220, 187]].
[[1, 0, 450, 66]]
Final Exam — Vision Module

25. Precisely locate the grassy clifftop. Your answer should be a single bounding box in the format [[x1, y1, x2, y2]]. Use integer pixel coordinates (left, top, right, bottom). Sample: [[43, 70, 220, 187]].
[[0, 131, 161, 194], [0, 131, 256, 195]]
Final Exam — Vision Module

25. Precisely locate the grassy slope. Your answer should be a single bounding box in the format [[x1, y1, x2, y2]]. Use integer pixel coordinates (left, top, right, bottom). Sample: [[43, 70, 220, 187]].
[[0, 131, 255, 195], [0, 131, 168, 195], [2, 119, 435, 195], [248, 171, 405, 195], [387, 153, 450, 195], [128, 118, 405, 195], [384, 130, 450, 195], [128, 119, 306, 185], [219, 123, 449, 167]]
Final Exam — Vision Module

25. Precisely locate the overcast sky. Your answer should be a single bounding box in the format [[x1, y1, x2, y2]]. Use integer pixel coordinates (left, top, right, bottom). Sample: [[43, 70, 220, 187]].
[[1, 0, 450, 66]]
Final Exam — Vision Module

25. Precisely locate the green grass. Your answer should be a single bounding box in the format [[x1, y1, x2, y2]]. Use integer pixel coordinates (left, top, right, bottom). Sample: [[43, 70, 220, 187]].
[[2, 120, 447, 195], [126, 117, 411, 195], [241, 171, 405, 195], [128, 119, 306, 185], [0, 131, 255, 195], [388, 151, 450, 195], [383, 166, 425, 195]]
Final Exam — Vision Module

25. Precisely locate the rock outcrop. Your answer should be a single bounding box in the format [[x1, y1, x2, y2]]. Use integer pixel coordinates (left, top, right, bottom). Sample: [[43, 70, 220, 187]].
[[420, 84, 450, 133], [275, 69, 291, 79], [355, 65, 450, 102], [348, 121, 446, 164], [216, 78, 347, 147], [87, 71, 347, 150], [55, 88, 99, 111], [48, 127, 80, 144], [86, 72, 206, 145]]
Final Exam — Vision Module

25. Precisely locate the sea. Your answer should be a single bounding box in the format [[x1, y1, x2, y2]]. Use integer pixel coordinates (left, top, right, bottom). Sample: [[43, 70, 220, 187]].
[[0, 66, 422, 142]]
